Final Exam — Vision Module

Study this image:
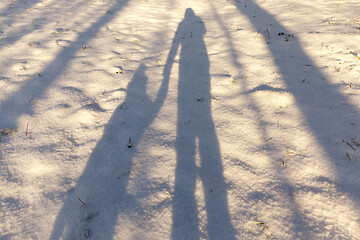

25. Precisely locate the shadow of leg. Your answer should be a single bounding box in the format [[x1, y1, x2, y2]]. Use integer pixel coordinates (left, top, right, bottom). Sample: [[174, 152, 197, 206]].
[[172, 133, 200, 240]]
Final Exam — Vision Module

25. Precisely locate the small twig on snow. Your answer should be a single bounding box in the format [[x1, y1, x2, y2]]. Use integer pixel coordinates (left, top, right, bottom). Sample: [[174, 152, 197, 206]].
[[347, 142, 356, 151], [77, 197, 86, 206]]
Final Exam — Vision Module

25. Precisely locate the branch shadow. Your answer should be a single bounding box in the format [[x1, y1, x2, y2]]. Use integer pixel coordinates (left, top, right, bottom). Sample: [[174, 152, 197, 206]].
[[0, 0, 42, 18], [0, 0, 130, 130], [50, 59, 170, 239], [0, 0, 105, 52], [0, 0, 43, 50], [168, 8, 236, 240]]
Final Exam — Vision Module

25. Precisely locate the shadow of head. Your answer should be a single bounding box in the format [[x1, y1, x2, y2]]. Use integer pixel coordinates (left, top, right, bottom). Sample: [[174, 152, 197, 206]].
[[127, 63, 149, 99], [185, 8, 195, 17]]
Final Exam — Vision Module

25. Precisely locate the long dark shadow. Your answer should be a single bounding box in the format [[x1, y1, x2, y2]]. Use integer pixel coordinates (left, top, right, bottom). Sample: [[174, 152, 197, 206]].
[[209, 3, 313, 237], [232, 0, 360, 212], [50, 61, 170, 239], [0, 15, 50, 53], [168, 8, 236, 240], [0, 0, 43, 50], [0, 0, 130, 130], [0, 0, 42, 19], [0, 0, 102, 52]]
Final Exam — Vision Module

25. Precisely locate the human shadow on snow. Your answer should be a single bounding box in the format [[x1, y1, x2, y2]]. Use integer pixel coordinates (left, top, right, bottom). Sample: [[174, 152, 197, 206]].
[[0, 0, 130, 130], [50, 61, 170, 239], [168, 8, 236, 240]]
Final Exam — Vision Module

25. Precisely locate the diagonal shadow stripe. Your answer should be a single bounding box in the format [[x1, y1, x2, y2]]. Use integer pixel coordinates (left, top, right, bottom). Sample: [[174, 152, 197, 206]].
[[209, 3, 313, 238], [211, 4, 322, 238], [232, 0, 360, 229], [0, 0, 130, 130]]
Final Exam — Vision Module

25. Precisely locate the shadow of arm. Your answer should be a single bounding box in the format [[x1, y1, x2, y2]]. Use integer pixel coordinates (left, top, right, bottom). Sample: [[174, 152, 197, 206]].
[[153, 29, 181, 107]]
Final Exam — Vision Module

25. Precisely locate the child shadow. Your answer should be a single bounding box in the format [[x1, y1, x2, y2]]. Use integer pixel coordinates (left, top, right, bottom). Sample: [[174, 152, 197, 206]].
[[168, 8, 236, 240], [50, 62, 169, 240]]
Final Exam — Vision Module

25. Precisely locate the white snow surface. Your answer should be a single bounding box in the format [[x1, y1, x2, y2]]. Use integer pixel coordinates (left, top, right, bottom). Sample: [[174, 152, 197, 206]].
[[1, 0, 360, 239]]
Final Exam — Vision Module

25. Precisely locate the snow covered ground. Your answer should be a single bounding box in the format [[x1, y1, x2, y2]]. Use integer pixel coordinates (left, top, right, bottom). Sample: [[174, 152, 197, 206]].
[[1, 0, 360, 239]]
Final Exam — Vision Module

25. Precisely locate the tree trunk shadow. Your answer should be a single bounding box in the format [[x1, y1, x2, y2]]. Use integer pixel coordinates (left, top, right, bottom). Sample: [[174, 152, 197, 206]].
[[232, 0, 360, 233], [0, 0, 130, 130], [209, 3, 315, 238]]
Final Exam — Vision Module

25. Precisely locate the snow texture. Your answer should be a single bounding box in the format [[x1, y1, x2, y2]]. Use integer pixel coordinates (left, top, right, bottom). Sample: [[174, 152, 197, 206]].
[[1, 0, 360, 239]]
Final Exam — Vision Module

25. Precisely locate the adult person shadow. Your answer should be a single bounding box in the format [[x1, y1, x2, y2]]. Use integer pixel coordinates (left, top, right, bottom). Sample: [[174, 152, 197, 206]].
[[50, 62, 170, 240], [167, 8, 236, 240]]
